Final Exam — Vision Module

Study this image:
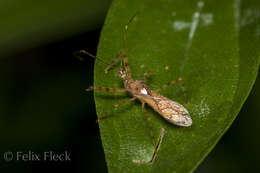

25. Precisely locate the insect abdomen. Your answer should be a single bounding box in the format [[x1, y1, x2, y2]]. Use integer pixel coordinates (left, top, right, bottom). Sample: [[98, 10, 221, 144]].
[[139, 92, 192, 127], [156, 98, 192, 127]]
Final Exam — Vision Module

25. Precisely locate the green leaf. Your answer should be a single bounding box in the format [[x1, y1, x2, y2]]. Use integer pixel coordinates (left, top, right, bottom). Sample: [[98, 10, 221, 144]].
[[0, 0, 111, 56], [94, 0, 260, 172]]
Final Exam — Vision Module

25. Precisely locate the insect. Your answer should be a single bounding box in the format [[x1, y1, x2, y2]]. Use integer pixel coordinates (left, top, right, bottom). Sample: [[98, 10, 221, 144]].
[[75, 14, 192, 163]]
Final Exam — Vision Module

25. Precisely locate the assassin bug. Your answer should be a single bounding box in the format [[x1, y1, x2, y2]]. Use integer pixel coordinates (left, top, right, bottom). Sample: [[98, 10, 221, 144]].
[[75, 14, 192, 163]]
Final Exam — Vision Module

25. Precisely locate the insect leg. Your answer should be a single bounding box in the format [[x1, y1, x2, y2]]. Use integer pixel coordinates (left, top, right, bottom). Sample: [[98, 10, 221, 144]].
[[142, 68, 152, 82], [133, 128, 165, 164], [104, 52, 121, 73], [114, 97, 136, 107], [104, 49, 132, 78], [141, 102, 156, 145], [155, 77, 183, 92], [97, 97, 136, 122], [148, 128, 165, 164], [103, 14, 138, 77], [142, 102, 151, 121], [101, 49, 131, 75], [86, 86, 127, 93], [155, 77, 189, 104]]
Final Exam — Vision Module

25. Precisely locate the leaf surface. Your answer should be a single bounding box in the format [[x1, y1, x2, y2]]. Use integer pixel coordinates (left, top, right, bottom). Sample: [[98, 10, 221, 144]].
[[94, 0, 260, 172]]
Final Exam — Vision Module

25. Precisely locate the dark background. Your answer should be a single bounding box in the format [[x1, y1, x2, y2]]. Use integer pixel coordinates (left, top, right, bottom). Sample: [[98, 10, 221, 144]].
[[0, 27, 259, 173]]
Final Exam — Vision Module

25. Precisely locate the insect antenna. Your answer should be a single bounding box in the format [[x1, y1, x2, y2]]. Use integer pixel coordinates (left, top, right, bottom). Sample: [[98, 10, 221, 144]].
[[123, 12, 138, 50], [73, 50, 110, 66], [74, 50, 124, 73]]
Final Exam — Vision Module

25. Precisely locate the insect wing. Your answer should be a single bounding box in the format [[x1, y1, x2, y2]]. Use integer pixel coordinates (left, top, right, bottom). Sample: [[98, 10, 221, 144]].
[[154, 97, 192, 127]]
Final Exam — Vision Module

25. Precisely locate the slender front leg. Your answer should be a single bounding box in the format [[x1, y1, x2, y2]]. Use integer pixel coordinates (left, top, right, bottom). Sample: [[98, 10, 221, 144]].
[[104, 52, 121, 73], [102, 49, 132, 78], [100, 14, 138, 76], [86, 86, 127, 122], [86, 86, 127, 93]]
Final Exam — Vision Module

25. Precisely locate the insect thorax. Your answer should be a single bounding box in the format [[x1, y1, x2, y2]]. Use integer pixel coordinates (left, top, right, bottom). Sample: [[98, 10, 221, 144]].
[[124, 79, 152, 96]]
